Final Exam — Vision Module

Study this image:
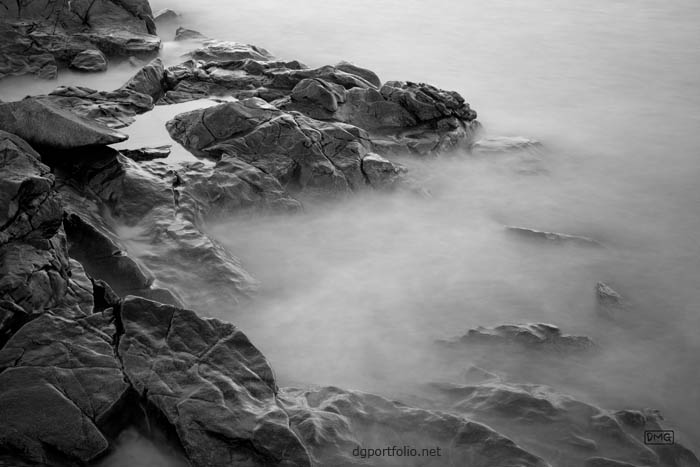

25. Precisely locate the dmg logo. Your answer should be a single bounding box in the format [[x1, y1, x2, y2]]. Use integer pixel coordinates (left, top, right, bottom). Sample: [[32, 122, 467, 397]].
[[644, 430, 674, 445]]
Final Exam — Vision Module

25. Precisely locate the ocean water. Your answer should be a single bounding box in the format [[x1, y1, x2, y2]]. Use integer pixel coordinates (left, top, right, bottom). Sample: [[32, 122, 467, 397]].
[[3, 0, 700, 460]]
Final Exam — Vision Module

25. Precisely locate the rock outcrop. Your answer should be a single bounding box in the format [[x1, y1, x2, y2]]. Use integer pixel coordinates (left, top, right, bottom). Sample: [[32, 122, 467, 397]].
[[506, 226, 602, 247], [0, 0, 160, 80], [439, 323, 595, 353]]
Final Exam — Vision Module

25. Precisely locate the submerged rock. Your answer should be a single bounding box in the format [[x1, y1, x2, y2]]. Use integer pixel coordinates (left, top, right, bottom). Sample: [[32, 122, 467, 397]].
[[0, 98, 128, 149], [174, 27, 206, 41], [471, 136, 543, 155], [69, 49, 108, 72], [440, 323, 595, 352], [596, 281, 624, 306], [506, 226, 602, 247]]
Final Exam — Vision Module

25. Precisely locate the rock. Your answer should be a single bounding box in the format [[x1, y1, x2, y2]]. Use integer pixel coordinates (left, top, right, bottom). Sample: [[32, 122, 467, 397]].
[[0, 310, 129, 465], [189, 40, 274, 62], [154, 8, 180, 24], [361, 152, 407, 189], [335, 60, 382, 87], [118, 296, 311, 467], [597, 281, 623, 306], [462, 365, 500, 383], [471, 136, 543, 156], [0, 98, 128, 149], [44, 85, 154, 129], [440, 323, 595, 352], [0, 0, 160, 81], [280, 386, 548, 467], [70, 49, 108, 72], [174, 27, 206, 41], [166, 98, 378, 193], [506, 226, 602, 247], [120, 58, 167, 102], [120, 145, 172, 162]]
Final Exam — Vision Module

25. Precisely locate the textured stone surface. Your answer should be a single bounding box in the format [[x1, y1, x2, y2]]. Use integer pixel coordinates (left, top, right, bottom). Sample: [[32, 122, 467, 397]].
[[440, 323, 595, 352], [119, 297, 311, 467], [0, 98, 127, 149], [70, 49, 108, 72]]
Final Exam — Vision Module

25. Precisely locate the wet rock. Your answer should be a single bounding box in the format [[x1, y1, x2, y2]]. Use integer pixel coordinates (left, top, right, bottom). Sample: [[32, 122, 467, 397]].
[[361, 152, 407, 189], [174, 27, 206, 41], [120, 58, 167, 102], [70, 49, 108, 72], [120, 145, 172, 162], [280, 386, 548, 467], [119, 296, 311, 467], [166, 97, 377, 193], [189, 40, 274, 62], [0, 98, 128, 149], [0, 0, 160, 81], [441, 323, 595, 352], [335, 60, 382, 87], [44, 85, 154, 129], [506, 226, 602, 247], [597, 281, 623, 306], [0, 309, 128, 465], [471, 136, 543, 156]]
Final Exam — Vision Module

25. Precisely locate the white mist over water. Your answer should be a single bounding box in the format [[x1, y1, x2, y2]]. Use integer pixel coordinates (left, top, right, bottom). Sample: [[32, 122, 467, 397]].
[[3, 0, 700, 458]]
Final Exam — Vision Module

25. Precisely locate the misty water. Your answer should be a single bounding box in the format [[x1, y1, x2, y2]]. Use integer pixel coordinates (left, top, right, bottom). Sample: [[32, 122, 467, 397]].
[[4, 0, 700, 460]]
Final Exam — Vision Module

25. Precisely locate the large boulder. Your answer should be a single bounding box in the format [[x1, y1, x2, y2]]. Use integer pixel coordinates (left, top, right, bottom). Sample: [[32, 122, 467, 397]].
[[0, 0, 160, 80], [166, 98, 407, 194], [0, 98, 127, 149], [118, 296, 311, 467]]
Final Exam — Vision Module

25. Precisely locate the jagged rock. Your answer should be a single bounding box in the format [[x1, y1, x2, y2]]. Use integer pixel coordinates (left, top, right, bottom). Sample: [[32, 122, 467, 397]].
[[120, 58, 166, 102], [44, 85, 154, 129], [0, 98, 128, 149], [425, 381, 700, 467], [118, 296, 311, 467], [189, 40, 274, 62], [174, 27, 206, 41], [471, 136, 543, 156], [167, 97, 379, 193], [506, 226, 602, 246], [154, 8, 180, 24], [0, 0, 160, 80], [361, 152, 407, 188], [280, 386, 548, 467], [440, 323, 595, 352], [120, 145, 171, 162], [0, 309, 129, 465], [70, 49, 108, 72]]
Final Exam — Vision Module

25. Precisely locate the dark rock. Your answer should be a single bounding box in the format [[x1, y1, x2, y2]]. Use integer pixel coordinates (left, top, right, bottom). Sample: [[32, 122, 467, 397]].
[[0, 310, 129, 465], [119, 296, 311, 467], [45, 85, 154, 129], [0, 0, 160, 80], [506, 226, 602, 247], [280, 386, 548, 467], [335, 60, 382, 87], [188, 40, 274, 62], [166, 98, 379, 193], [120, 58, 167, 102], [0, 98, 128, 149], [174, 27, 206, 41], [120, 145, 172, 162], [441, 323, 595, 352], [69, 49, 108, 72], [361, 152, 407, 189]]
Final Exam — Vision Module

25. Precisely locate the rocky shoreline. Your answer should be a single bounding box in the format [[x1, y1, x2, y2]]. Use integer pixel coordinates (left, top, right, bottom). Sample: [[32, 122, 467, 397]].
[[1, 1, 699, 466]]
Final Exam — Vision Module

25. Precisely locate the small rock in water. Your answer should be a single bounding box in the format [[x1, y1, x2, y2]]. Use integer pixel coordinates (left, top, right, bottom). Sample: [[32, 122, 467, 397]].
[[471, 136, 543, 156], [361, 152, 407, 189], [506, 226, 602, 247], [69, 49, 108, 72], [440, 323, 595, 353], [596, 281, 623, 305], [174, 27, 206, 41], [154, 8, 181, 25], [120, 145, 171, 162]]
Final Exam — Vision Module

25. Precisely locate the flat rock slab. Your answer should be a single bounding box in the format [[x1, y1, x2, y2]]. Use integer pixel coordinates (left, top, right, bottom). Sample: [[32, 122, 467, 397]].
[[0, 98, 127, 149]]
